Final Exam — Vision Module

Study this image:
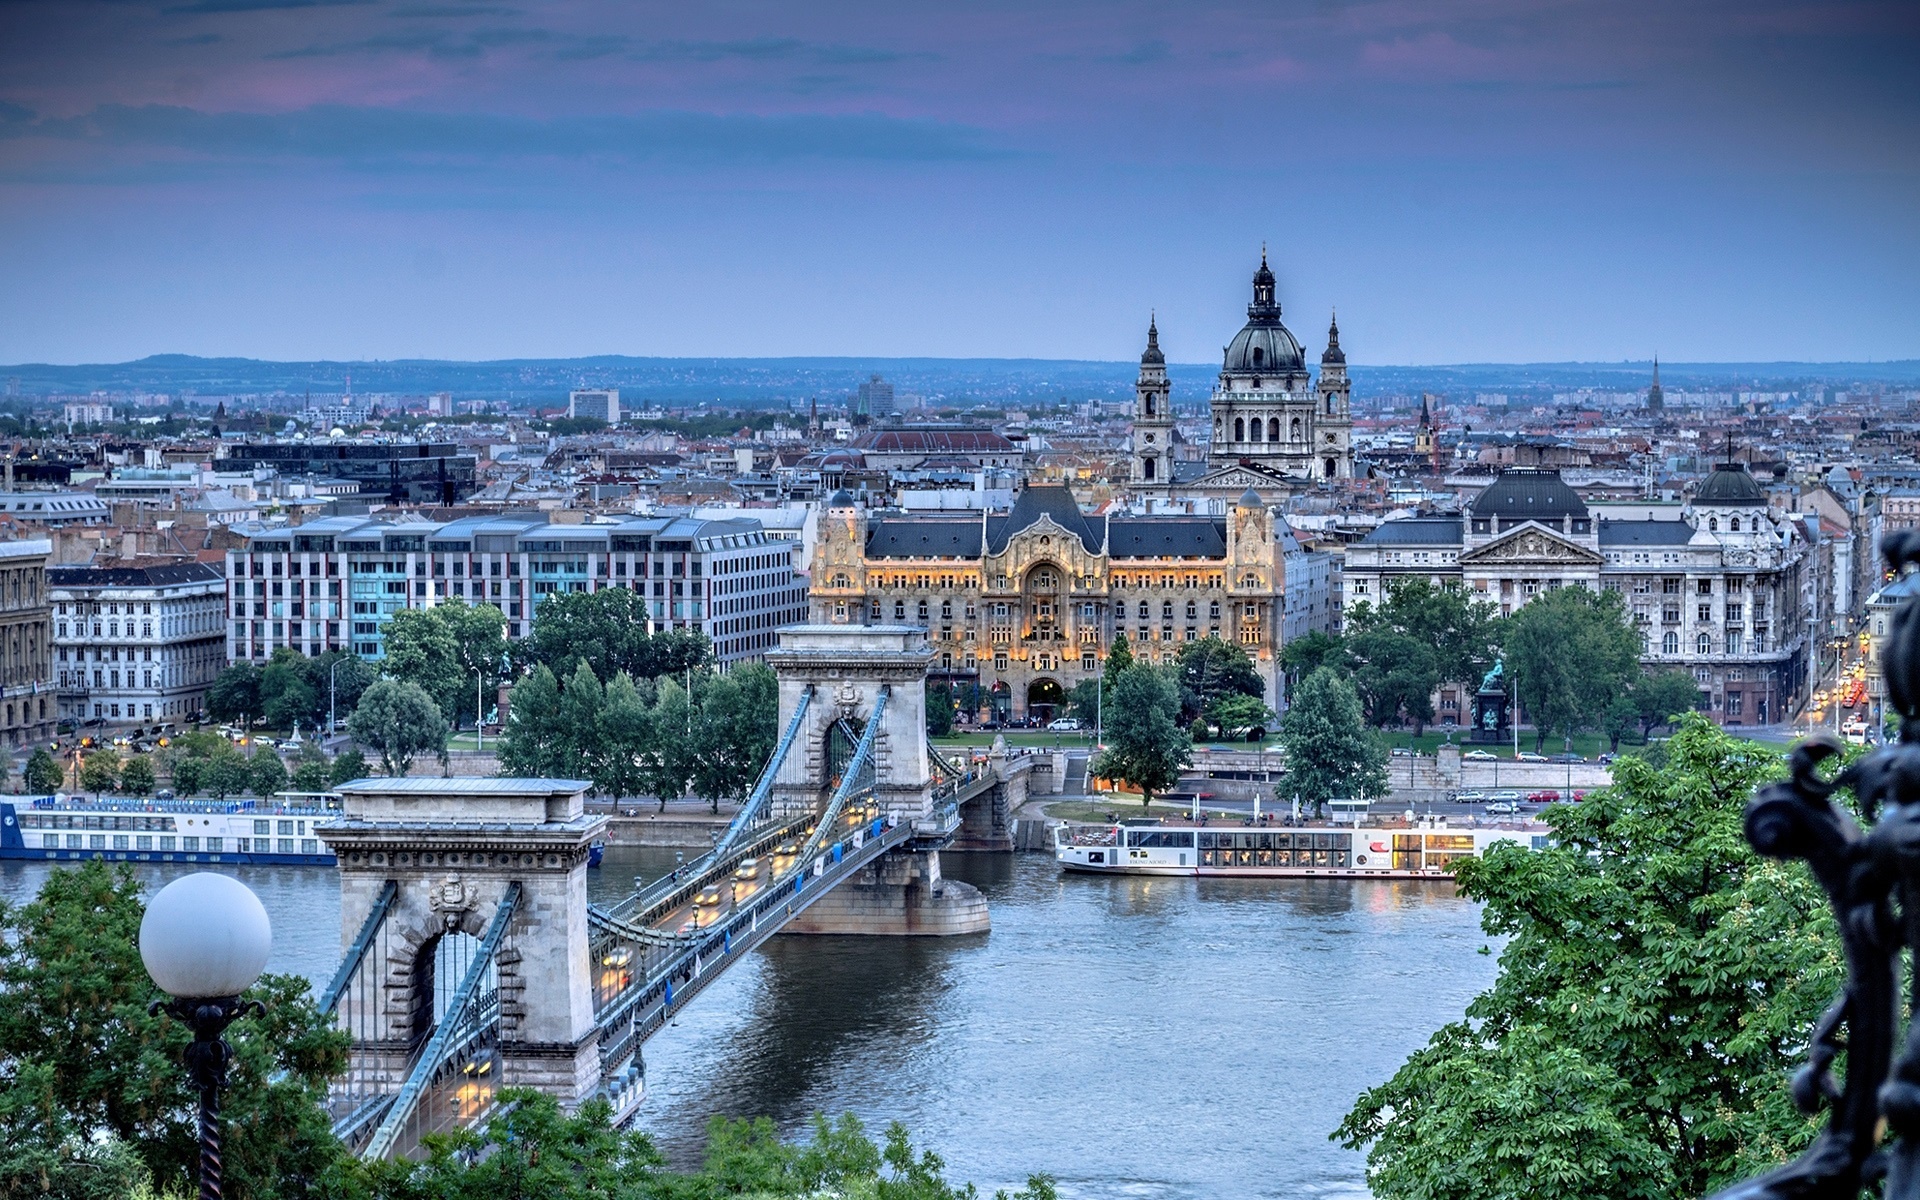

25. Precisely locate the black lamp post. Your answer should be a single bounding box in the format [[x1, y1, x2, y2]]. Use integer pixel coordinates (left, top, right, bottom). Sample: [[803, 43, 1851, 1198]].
[[140, 873, 273, 1200]]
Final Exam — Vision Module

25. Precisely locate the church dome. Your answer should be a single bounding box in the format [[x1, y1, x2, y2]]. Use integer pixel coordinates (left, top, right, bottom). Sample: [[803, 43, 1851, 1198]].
[[1221, 251, 1304, 376], [1695, 462, 1766, 506]]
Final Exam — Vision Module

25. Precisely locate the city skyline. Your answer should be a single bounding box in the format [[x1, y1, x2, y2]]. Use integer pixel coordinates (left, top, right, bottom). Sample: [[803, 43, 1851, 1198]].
[[1, 0, 1915, 365]]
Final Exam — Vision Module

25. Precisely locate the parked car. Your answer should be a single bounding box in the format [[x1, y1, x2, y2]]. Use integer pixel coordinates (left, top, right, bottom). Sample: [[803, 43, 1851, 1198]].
[[1551, 753, 1585, 763], [1488, 790, 1523, 804], [1047, 717, 1082, 732], [1389, 747, 1414, 757], [1453, 790, 1489, 803], [1462, 749, 1498, 761], [1515, 751, 1549, 763], [1526, 790, 1562, 803], [1485, 801, 1521, 815], [1597, 752, 1617, 765]]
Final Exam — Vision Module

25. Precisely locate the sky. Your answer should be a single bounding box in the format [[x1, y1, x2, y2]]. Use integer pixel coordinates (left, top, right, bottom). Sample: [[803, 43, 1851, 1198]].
[[0, 0, 1916, 366]]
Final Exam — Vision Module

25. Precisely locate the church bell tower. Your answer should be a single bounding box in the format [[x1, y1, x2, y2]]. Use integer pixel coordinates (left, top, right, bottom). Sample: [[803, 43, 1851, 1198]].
[[1130, 315, 1174, 491]]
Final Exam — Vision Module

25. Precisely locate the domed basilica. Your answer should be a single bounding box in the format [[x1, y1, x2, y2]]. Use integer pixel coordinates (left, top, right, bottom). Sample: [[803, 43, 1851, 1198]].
[[1129, 251, 1353, 497]]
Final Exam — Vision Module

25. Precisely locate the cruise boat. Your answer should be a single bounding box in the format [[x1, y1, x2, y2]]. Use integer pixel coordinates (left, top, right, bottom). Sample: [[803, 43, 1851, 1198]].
[[1055, 817, 1547, 879], [0, 793, 343, 866]]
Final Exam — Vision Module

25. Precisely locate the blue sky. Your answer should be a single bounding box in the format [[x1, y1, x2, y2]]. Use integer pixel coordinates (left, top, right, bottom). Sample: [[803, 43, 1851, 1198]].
[[0, 0, 1915, 365]]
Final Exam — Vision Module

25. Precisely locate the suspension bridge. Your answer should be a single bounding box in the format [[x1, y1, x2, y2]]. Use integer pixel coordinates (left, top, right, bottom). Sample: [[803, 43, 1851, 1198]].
[[312, 625, 1028, 1159]]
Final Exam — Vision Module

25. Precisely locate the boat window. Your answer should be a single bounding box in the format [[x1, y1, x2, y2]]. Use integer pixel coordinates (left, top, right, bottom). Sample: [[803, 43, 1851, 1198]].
[[207, 838, 223, 853]]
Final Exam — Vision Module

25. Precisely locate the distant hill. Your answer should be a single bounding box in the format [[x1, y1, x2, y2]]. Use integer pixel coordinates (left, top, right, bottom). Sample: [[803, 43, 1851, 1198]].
[[0, 353, 1914, 407]]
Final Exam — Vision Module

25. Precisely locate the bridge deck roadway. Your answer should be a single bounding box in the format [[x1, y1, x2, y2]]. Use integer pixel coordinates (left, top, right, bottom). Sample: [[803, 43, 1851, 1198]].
[[593, 808, 933, 1083]]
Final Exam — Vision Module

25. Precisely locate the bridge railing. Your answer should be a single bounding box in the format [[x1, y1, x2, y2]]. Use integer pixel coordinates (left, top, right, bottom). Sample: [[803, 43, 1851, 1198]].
[[595, 794, 907, 1090]]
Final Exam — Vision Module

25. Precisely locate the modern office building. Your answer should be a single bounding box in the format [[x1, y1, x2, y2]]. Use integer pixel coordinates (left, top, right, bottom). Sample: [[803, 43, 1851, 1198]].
[[856, 375, 895, 420], [228, 442, 479, 505], [0, 539, 54, 746], [568, 389, 621, 425], [50, 561, 227, 726], [226, 513, 807, 668]]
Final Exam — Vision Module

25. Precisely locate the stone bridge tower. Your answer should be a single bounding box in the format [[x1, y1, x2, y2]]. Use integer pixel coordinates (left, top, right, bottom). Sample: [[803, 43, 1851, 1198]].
[[319, 779, 607, 1109], [765, 624, 988, 935]]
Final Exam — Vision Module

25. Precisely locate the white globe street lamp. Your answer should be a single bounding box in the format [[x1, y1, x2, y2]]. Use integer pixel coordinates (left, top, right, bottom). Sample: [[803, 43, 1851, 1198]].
[[139, 873, 273, 1200]]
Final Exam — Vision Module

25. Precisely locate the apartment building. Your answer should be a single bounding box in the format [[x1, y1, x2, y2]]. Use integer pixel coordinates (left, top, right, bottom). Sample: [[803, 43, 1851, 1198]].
[[0, 539, 54, 746], [50, 561, 227, 725]]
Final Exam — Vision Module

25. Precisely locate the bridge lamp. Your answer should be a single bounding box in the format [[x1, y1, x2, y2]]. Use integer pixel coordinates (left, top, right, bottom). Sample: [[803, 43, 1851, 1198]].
[[140, 873, 273, 1200]]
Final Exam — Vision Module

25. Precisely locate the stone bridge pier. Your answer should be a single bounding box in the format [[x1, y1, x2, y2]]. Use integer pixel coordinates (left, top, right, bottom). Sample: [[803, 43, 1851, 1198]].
[[765, 624, 989, 936]]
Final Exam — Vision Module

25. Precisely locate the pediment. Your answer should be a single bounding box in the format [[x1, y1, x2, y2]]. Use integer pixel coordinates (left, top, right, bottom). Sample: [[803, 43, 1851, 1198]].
[[1187, 463, 1295, 491], [1458, 523, 1604, 566]]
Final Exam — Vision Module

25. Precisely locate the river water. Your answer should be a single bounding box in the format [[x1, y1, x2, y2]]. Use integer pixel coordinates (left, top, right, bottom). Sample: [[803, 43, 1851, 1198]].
[[0, 849, 1497, 1199]]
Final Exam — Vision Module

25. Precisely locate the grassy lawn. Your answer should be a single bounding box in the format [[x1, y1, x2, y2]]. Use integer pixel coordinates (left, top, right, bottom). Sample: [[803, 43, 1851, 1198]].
[[933, 731, 1098, 748], [1373, 729, 1641, 759]]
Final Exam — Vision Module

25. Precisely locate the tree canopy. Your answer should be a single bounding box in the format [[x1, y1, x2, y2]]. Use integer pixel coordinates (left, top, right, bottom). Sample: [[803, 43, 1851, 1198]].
[[1091, 665, 1189, 806], [1172, 635, 1266, 725], [1335, 717, 1837, 1199], [520, 588, 712, 682], [1278, 667, 1386, 817], [1342, 579, 1500, 733], [1504, 585, 1641, 750], [382, 602, 508, 728], [346, 679, 449, 776]]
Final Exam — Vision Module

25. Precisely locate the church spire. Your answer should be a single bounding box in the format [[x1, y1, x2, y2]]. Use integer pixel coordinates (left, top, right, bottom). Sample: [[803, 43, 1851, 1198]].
[[1321, 308, 1346, 365], [1141, 312, 1164, 365], [1647, 354, 1665, 412]]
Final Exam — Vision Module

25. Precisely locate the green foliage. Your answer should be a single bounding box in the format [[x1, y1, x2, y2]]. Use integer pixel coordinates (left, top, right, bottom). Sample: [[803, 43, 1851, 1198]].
[[338, 1093, 1057, 1200], [204, 755, 251, 800], [689, 664, 779, 814], [328, 747, 369, 787], [258, 649, 317, 731], [1335, 717, 1838, 1199], [290, 758, 331, 793], [1064, 677, 1102, 723], [926, 682, 955, 737], [168, 754, 205, 797], [1205, 692, 1273, 739], [499, 661, 775, 808], [1091, 666, 1189, 805], [118, 755, 156, 796], [78, 749, 121, 793], [1504, 585, 1641, 749], [522, 588, 711, 683], [346, 679, 449, 777], [1344, 579, 1500, 733], [1635, 668, 1705, 737], [1278, 667, 1386, 817], [206, 662, 260, 724], [0, 861, 348, 1199], [498, 664, 568, 777], [1280, 629, 1349, 687], [1172, 636, 1265, 724], [248, 750, 288, 797], [1102, 634, 1136, 692], [23, 747, 62, 793]]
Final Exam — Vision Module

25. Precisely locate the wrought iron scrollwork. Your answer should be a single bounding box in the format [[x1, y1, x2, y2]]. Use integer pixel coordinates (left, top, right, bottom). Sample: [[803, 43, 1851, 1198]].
[[1717, 531, 1920, 1199]]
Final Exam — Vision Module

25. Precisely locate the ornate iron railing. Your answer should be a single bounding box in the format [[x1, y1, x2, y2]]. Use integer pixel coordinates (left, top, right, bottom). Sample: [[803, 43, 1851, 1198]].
[[1720, 531, 1920, 1199]]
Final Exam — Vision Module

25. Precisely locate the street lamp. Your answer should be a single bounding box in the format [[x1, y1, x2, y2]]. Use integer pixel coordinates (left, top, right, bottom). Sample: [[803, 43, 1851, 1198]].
[[139, 873, 273, 1200]]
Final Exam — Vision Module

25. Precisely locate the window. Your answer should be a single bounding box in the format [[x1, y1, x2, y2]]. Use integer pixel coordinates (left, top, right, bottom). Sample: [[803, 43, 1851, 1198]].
[[206, 837, 222, 853], [181, 837, 199, 852], [1663, 631, 1679, 654], [1234, 417, 1245, 440], [1697, 633, 1712, 655], [1698, 579, 1713, 595], [1726, 631, 1743, 655]]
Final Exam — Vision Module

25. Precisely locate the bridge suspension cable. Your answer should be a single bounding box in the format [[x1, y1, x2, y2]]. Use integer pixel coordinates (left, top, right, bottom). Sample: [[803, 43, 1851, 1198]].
[[361, 883, 523, 1161], [318, 880, 397, 1017]]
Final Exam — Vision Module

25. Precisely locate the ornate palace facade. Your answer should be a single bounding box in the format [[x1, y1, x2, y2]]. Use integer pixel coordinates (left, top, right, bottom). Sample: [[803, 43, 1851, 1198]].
[[809, 485, 1304, 720]]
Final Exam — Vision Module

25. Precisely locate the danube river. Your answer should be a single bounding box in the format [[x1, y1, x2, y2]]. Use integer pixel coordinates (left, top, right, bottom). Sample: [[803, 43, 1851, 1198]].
[[0, 849, 1497, 1199]]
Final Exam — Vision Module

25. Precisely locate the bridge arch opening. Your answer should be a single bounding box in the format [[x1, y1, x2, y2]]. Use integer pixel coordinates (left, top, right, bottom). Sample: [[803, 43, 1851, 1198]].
[[1027, 677, 1065, 723], [409, 928, 494, 1046]]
